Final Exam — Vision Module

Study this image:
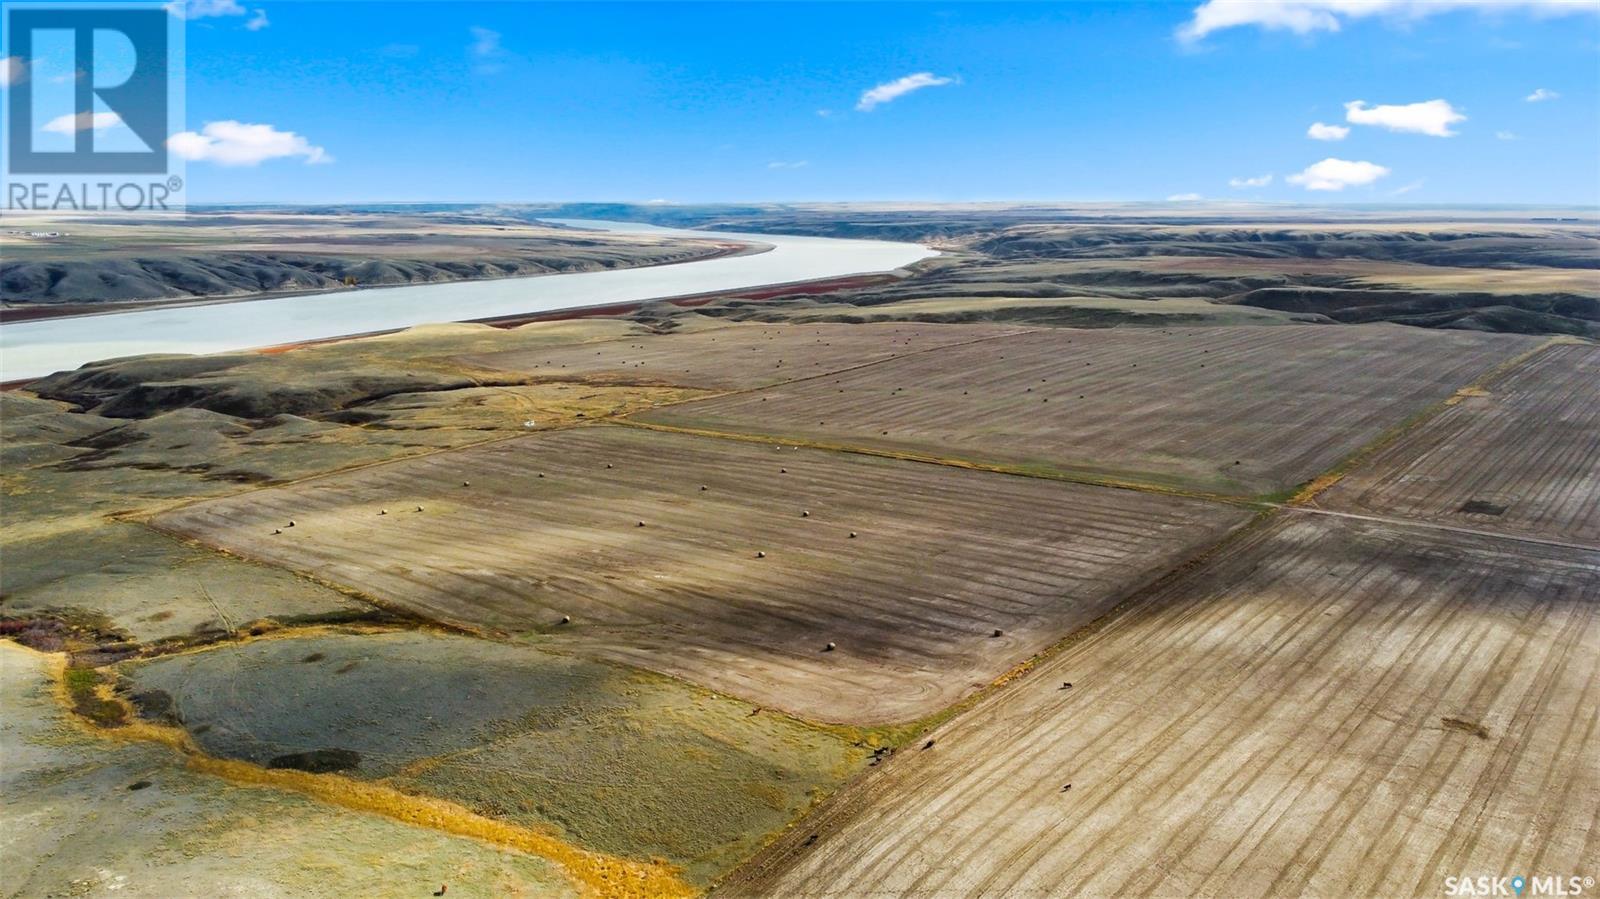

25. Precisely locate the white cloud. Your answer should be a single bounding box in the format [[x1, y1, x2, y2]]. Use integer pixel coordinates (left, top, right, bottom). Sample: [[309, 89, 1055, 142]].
[[245, 8, 269, 30], [856, 72, 956, 112], [816, 109, 834, 118], [767, 160, 810, 170], [470, 26, 502, 57], [1389, 180, 1424, 196], [42, 111, 122, 134], [168, 120, 331, 166], [1178, 0, 1599, 43], [0, 56, 25, 88], [1345, 99, 1465, 137], [164, 0, 246, 20], [1496, 130, 1520, 140], [468, 26, 506, 73], [1307, 121, 1350, 141], [1167, 193, 1205, 201], [1526, 87, 1559, 102], [1287, 158, 1391, 191], [1228, 173, 1273, 188]]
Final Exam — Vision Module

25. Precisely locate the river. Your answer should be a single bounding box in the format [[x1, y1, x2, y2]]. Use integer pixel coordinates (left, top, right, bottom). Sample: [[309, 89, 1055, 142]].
[[0, 220, 936, 381]]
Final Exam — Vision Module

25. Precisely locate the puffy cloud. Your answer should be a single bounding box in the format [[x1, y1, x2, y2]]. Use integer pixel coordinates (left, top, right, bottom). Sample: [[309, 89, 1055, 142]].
[[1286, 157, 1391, 191], [1178, 0, 1599, 42], [1167, 192, 1205, 201], [42, 111, 122, 134], [1307, 121, 1350, 141], [1345, 99, 1465, 136], [0, 56, 25, 88], [1526, 87, 1559, 102], [1228, 173, 1273, 188], [164, 0, 246, 20], [168, 120, 331, 166], [767, 160, 810, 170], [856, 72, 957, 112]]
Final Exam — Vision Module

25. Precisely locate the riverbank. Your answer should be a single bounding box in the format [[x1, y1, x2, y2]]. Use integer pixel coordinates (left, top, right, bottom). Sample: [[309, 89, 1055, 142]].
[[0, 240, 763, 325], [0, 221, 936, 381]]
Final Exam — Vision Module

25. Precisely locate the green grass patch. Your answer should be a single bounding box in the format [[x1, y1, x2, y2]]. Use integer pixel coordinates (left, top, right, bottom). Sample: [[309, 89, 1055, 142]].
[[63, 667, 127, 728]]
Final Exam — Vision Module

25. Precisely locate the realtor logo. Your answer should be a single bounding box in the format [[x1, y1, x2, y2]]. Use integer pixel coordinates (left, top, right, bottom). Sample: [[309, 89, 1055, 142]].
[[3, 1, 185, 210]]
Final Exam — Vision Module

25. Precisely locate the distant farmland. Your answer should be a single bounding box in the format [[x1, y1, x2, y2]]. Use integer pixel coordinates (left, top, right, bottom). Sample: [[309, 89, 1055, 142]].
[[1322, 342, 1599, 546], [153, 426, 1248, 724], [640, 324, 1537, 496], [726, 514, 1600, 897], [462, 320, 1027, 391]]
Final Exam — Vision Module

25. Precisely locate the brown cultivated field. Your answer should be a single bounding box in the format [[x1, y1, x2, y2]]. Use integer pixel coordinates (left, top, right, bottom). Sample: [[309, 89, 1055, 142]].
[[1322, 342, 1600, 546], [726, 514, 1600, 897], [152, 426, 1249, 724], [460, 321, 1026, 391], [640, 324, 1537, 496]]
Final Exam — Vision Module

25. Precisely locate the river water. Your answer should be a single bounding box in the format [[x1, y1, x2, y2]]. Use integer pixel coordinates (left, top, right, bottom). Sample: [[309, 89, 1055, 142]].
[[0, 220, 936, 381]]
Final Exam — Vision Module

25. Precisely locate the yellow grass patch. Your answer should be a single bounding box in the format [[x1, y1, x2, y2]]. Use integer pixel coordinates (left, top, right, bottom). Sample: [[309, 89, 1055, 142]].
[[45, 651, 697, 899]]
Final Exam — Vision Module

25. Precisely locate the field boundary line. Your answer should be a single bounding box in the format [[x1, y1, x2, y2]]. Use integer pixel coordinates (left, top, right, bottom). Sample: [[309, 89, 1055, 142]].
[[613, 418, 1258, 508], [1279, 505, 1600, 554], [1289, 336, 1566, 508]]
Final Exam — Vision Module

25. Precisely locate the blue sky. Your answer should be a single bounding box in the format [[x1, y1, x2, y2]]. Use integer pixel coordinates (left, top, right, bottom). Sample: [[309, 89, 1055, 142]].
[[50, 1, 1600, 203]]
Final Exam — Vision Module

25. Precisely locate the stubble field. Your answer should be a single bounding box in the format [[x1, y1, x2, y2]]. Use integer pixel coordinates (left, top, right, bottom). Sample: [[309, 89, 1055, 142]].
[[151, 425, 1250, 724], [1322, 341, 1599, 546], [640, 324, 1537, 496], [726, 514, 1600, 897]]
